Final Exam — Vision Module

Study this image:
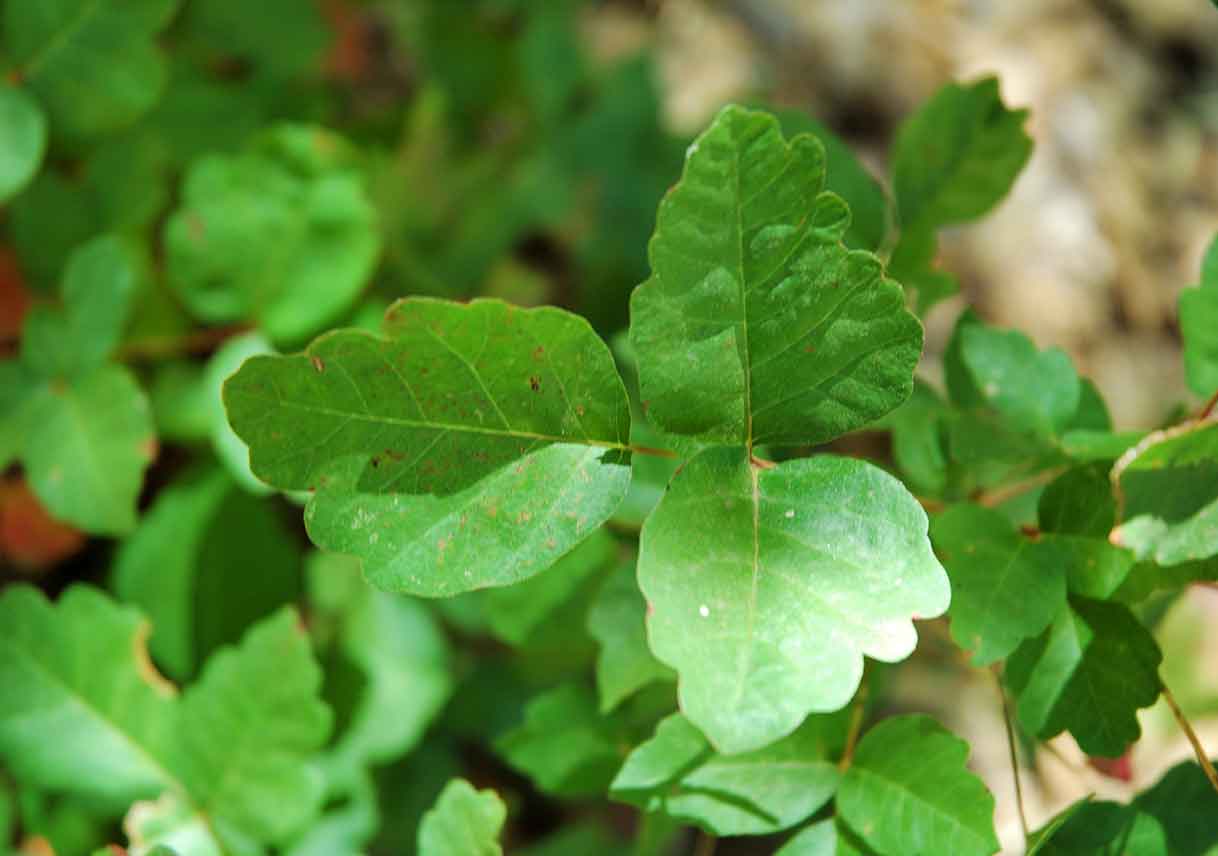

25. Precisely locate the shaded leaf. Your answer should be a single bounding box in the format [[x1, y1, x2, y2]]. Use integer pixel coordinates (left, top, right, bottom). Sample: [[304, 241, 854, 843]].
[[495, 684, 623, 797], [1005, 598, 1161, 756], [224, 297, 631, 595], [0, 86, 46, 203], [638, 447, 948, 753], [587, 560, 675, 713], [417, 779, 505, 856], [837, 715, 998, 856], [931, 504, 1066, 664], [3, 0, 178, 136], [629, 105, 922, 447], [611, 713, 840, 836], [958, 325, 1079, 437]]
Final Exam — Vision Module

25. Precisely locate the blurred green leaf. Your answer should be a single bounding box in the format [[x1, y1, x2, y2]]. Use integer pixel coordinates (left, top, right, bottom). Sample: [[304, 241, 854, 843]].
[[165, 125, 380, 344], [113, 466, 302, 681], [0, 85, 46, 203], [837, 715, 998, 856], [417, 779, 505, 856], [224, 297, 631, 596], [587, 560, 674, 713], [611, 713, 840, 836], [182, 0, 331, 79], [630, 105, 921, 447], [1179, 234, 1218, 399], [638, 447, 949, 753], [3, 0, 179, 137], [204, 332, 276, 494], [892, 76, 1031, 232]]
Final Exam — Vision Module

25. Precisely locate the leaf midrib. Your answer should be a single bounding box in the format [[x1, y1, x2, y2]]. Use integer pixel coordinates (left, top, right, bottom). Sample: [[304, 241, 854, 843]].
[[20, 0, 106, 79], [850, 757, 993, 852]]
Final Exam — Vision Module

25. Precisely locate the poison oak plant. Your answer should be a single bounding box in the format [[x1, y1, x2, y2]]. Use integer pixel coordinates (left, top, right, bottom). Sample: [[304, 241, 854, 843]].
[[1, 3, 1218, 855]]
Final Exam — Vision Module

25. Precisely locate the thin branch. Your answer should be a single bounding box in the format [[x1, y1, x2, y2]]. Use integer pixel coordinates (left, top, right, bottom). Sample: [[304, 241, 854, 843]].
[[974, 467, 1067, 509], [993, 667, 1029, 843], [1161, 679, 1218, 797], [631, 444, 680, 460], [1198, 387, 1218, 421], [838, 682, 870, 772]]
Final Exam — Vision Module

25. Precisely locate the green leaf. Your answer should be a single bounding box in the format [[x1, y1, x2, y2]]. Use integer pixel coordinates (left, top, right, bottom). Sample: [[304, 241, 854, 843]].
[[3, 0, 179, 137], [611, 713, 840, 836], [0, 85, 46, 202], [0, 585, 177, 804], [1005, 598, 1161, 756], [1179, 234, 1218, 399], [113, 467, 302, 681], [204, 332, 276, 495], [7, 169, 98, 290], [495, 684, 624, 797], [638, 447, 949, 753], [958, 325, 1080, 437], [776, 819, 881, 856], [165, 125, 381, 344], [1111, 421, 1218, 566], [483, 528, 615, 646], [305, 552, 451, 779], [21, 365, 155, 534], [1038, 465, 1136, 599], [182, 0, 331, 78], [587, 560, 675, 712], [884, 380, 950, 496], [931, 504, 1066, 664], [417, 779, 506, 856], [891, 77, 1032, 232], [887, 226, 959, 313], [775, 109, 889, 251], [629, 105, 923, 447], [21, 234, 139, 378], [837, 715, 999, 856], [224, 297, 632, 596]]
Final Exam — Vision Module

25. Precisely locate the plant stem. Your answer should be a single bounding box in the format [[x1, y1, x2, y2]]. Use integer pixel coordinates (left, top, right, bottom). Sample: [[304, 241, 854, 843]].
[[838, 682, 869, 771], [692, 831, 716, 856], [974, 467, 1066, 509], [1199, 388, 1218, 421], [631, 444, 680, 459], [1161, 679, 1218, 797], [993, 668, 1029, 842]]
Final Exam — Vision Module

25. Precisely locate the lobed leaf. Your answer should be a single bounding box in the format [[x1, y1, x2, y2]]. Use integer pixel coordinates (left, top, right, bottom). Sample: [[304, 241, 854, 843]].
[[224, 297, 631, 595], [1005, 598, 1161, 757], [611, 713, 840, 836], [638, 447, 949, 753], [629, 105, 922, 447], [417, 779, 506, 856], [836, 715, 999, 856]]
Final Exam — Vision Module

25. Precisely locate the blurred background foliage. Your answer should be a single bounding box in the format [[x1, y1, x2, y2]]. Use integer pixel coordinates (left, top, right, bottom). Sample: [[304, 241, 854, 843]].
[[2, 1, 1218, 854]]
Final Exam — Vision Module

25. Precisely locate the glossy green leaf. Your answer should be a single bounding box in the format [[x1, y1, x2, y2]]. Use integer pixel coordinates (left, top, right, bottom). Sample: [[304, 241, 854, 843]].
[[1111, 421, 1218, 566], [417, 779, 506, 856], [21, 365, 155, 534], [21, 234, 139, 379], [776, 819, 881, 856], [483, 528, 615, 646], [891, 77, 1032, 232], [1038, 465, 1136, 599], [775, 109, 889, 251], [3, 0, 178, 137], [1005, 598, 1161, 756], [611, 713, 839, 836], [224, 297, 632, 595], [165, 125, 380, 344], [629, 105, 922, 447], [587, 560, 675, 712], [113, 467, 302, 681], [495, 684, 623, 797], [1179, 234, 1218, 398], [638, 447, 949, 753], [931, 504, 1066, 664], [837, 715, 999, 856], [0, 85, 46, 202]]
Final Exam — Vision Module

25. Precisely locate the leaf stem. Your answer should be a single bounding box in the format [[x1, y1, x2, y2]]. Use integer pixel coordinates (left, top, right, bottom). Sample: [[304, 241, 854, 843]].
[[974, 467, 1066, 509], [838, 682, 869, 771], [1161, 679, 1218, 797], [1198, 387, 1218, 421], [993, 667, 1029, 842], [630, 444, 680, 460]]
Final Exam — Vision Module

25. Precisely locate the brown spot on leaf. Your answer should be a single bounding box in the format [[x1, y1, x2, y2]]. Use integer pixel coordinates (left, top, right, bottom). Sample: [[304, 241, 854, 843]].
[[532, 345, 545, 361], [384, 449, 405, 461], [529, 376, 541, 392], [132, 622, 178, 699], [310, 355, 325, 373], [139, 436, 159, 461]]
